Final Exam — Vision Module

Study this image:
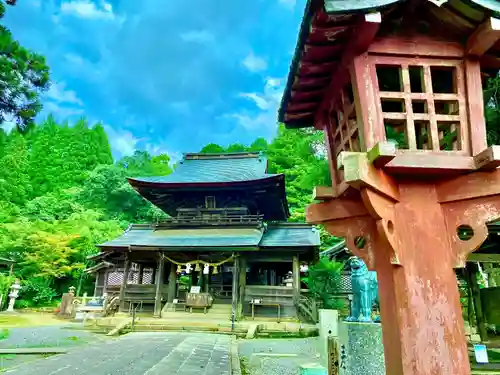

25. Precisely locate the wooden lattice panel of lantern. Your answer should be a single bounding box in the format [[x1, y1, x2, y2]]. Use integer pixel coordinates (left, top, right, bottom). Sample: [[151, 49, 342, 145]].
[[370, 56, 469, 155], [329, 83, 361, 185]]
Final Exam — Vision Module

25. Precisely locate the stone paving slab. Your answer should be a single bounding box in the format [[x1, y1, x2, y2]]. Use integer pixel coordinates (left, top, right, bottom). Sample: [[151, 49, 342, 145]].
[[4, 332, 231, 375], [238, 337, 322, 375]]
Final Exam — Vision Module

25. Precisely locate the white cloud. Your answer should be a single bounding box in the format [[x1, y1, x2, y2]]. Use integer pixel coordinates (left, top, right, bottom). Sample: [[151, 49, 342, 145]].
[[278, 0, 296, 9], [104, 125, 139, 156], [42, 102, 85, 120], [60, 0, 115, 20], [239, 77, 282, 112], [224, 77, 283, 132], [41, 82, 85, 121], [180, 30, 215, 44], [242, 52, 268, 73], [144, 143, 182, 166], [46, 82, 83, 106]]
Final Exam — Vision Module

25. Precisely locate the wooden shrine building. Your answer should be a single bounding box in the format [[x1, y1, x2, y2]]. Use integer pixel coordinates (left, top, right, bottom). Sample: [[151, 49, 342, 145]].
[[88, 152, 320, 319]]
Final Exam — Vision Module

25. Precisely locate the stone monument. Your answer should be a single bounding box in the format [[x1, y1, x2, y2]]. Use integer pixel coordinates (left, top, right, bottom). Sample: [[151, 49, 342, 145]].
[[6, 279, 21, 312], [57, 285, 75, 318], [339, 322, 385, 375]]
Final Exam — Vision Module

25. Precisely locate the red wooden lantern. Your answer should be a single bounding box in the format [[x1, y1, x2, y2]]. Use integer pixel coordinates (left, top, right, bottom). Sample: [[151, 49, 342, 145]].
[[280, 1, 500, 374]]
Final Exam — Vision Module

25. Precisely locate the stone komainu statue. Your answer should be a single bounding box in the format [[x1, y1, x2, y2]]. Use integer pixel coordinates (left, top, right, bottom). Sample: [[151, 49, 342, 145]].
[[346, 256, 380, 322]]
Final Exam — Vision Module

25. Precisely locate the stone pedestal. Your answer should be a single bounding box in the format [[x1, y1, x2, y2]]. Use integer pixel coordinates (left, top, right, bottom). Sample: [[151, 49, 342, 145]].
[[318, 309, 339, 368], [339, 322, 385, 375]]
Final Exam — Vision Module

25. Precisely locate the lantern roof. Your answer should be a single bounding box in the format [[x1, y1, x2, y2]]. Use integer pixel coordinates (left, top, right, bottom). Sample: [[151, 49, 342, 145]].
[[279, 0, 500, 129]]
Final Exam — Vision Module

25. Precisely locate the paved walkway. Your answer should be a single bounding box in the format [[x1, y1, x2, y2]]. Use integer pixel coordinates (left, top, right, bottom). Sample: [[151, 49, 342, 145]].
[[5, 333, 231, 375], [238, 337, 322, 375]]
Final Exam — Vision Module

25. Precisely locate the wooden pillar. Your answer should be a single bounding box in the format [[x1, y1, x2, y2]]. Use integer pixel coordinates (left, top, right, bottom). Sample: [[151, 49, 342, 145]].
[[167, 263, 177, 303], [118, 258, 131, 312], [151, 268, 156, 285], [237, 257, 247, 320], [138, 264, 144, 285], [292, 255, 300, 303], [103, 269, 109, 296], [93, 271, 101, 297], [231, 257, 240, 321], [153, 254, 165, 317], [467, 262, 488, 341]]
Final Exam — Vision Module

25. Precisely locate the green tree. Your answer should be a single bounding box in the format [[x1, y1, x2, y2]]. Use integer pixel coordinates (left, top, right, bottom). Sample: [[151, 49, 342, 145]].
[[28, 117, 113, 198], [226, 143, 247, 152], [200, 143, 225, 153], [79, 164, 167, 223], [0, 130, 30, 204], [249, 137, 268, 152], [0, 1, 50, 132]]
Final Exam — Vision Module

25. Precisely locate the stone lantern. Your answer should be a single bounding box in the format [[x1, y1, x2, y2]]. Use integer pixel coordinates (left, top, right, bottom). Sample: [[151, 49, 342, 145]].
[[6, 279, 21, 312], [279, 1, 500, 374]]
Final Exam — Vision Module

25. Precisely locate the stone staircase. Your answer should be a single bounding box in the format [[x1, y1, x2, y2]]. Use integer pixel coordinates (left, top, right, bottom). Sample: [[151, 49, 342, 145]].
[[161, 303, 232, 320]]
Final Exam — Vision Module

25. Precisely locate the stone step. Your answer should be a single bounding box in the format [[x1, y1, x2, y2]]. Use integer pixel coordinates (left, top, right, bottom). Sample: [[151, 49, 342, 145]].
[[160, 313, 230, 320]]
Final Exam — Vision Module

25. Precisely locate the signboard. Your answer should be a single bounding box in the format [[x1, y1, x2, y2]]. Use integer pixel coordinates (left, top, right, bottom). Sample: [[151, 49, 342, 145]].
[[473, 344, 489, 364], [190, 286, 201, 294]]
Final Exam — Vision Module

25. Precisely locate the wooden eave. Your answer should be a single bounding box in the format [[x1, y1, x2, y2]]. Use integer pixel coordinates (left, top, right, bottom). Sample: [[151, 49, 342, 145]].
[[129, 174, 290, 220], [279, 0, 500, 129]]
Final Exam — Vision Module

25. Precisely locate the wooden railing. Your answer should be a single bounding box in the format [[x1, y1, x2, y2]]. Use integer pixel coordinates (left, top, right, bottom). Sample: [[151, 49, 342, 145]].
[[156, 214, 264, 227], [296, 293, 319, 323]]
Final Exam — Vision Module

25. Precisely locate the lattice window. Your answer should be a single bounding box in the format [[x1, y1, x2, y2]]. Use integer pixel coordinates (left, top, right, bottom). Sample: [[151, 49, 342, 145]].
[[372, 56, 468, 154], [107, 271, 123, 285], [338, 272, 352, 294], [106, 268, 154, 285], [331, 83, 361, 182]]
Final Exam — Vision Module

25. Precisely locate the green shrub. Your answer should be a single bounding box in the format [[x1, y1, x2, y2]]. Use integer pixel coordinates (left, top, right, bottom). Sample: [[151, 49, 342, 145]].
[[14, 299, 35, 309], [303, 257, 345, 310], [19, 278, 57, 305]]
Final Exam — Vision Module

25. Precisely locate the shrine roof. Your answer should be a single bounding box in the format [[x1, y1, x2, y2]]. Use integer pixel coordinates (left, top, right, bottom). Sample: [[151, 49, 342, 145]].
[[97, 223, 320, 250], [279, 0, 500, 129], [128, 151, 290, 221], [129, 152, 278, 187]]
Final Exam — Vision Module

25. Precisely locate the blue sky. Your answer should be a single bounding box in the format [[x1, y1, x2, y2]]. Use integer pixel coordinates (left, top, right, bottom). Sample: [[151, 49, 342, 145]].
[[3, 0, 304, 161]]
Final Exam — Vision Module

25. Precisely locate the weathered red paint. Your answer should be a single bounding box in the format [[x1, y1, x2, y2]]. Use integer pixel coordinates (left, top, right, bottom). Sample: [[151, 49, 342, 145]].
[[311, 171, 500, 374]]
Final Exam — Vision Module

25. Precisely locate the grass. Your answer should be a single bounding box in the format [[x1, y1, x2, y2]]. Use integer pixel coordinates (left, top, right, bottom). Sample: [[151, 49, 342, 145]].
[[0, 313, 61, 328], [0, 330, 8, 340]]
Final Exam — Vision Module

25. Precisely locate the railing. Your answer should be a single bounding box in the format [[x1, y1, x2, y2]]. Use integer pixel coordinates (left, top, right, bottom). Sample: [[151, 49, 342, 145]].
[[296, 293, 319, 323], [156, 214, 264, 227]]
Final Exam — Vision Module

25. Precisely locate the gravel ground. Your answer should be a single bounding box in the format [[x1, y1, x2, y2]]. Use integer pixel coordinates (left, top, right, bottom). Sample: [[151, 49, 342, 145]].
[[0, 324, 103, 349], [238, 337, 322, 375], [0, 323, 106, 371]]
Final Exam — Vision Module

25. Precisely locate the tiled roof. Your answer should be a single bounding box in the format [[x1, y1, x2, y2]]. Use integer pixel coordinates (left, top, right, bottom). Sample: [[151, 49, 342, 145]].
[[129, 152, 279, 185], [99, 225, 265, 249], [98, 222, 320, 250], [260, 223, 321, 247]]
